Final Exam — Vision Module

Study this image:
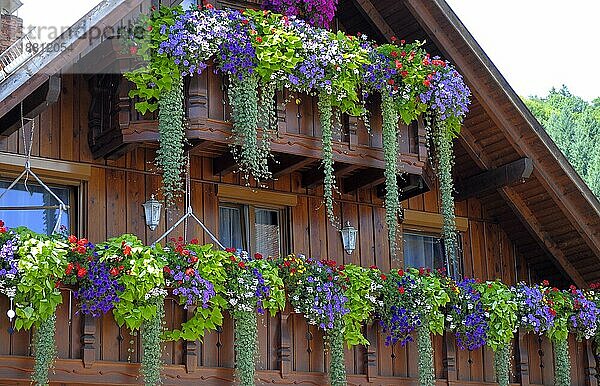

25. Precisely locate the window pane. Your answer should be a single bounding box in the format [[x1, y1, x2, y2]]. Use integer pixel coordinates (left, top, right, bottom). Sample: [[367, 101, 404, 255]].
[[255, 208, 280, 258], [0, 181, 71, 235], [403, 233, 445, 270], [219, 206, 244, 250]]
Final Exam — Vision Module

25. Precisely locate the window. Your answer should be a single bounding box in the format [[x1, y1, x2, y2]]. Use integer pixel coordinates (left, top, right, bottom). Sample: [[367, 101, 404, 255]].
[[219, 204, 286, 258], [403, 232, 463, 277], [0, 180, 74, 235]]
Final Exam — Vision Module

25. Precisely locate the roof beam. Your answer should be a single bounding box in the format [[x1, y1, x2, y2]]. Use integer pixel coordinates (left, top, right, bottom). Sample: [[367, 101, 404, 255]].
[[352, 0, 396, 41], [342, 169, 384, 193], [455, 158, 533, 201], [213, 152, 237, 176], [271, 156, 315, 178], [301, 164, 361, 189]]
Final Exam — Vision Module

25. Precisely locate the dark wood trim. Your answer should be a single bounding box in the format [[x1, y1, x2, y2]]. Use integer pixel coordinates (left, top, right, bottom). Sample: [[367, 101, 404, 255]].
[[455, 158, 533, 201], [0, 356, 470, 385], [124, 120, 426, 176]]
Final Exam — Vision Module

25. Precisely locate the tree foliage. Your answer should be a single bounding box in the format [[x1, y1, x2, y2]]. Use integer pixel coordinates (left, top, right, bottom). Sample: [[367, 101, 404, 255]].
[[523, 86, 600, 197]]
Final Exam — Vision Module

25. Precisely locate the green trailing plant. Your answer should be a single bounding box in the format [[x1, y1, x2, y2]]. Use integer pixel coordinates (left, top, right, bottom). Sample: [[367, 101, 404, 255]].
[[494, 343, 511, 386], [234, 310, 258, 386], [318, 92, 336, 223], [546, 289, 574, 386], [417, 321, 435, 386], [141, 294, 165, 386], [381, 93, 401, 256], [156, 73, 185, 203], [430, 117, 459, 270], [341, 264, 383, 346], [15, 233, 68, 331], [328, 319, 347, 386], [553, 338, 570, 386], [257, 81, 278, 180], [229, 74, 271, 183], [32, 314, 57, 386]]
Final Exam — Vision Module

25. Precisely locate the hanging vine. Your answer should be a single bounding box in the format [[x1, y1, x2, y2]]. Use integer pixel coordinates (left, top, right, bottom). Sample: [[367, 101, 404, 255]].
[[381, 93, 401, 256], [32, 314, 57, 386], [494, 343, 511, 386], [257, 81, 278, 181], [234, 310, 258, 386], [554, 338, 570, 386], [141, 294, 165, 386], [430, 116, 458, 268], [229, 74, 272, 184], [328, 320, 347, 386], [416, 321, 435, 386], [156, 74, 185, 204], [318, 93, 336, 223]]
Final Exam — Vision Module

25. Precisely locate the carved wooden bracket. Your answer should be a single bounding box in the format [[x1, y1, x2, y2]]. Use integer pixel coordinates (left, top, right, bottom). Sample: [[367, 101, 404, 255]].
[[443, 332, 458, 381], [365, 323, 378, 382], [81, 314, 96, 368], [517, 329, 530, 386], [184, 306, 198, 373], [278, 304, 293, 378]]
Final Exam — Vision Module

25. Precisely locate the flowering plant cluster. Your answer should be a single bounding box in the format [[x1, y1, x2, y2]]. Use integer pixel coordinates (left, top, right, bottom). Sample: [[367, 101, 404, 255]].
[[378, 267, 450, 347], [0, 222, 18, 298], [513, 281, 557, 335], [277, 254, 349, 331], [446, 278, 488, 350]]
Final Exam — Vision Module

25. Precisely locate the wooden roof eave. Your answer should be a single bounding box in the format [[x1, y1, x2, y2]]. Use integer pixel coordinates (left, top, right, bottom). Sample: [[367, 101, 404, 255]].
[[0, 0, 145, 122], [397, 0, 600, 283]]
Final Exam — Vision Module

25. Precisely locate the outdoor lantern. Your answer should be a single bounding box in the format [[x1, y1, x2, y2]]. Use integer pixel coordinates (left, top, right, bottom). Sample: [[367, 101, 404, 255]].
[[142, 195, 162, 231], [340, 221, 358, 255]]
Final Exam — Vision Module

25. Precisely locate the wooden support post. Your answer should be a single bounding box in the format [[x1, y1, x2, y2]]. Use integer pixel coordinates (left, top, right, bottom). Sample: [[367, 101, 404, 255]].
[[365, 323, 378, 382], [184, 306, 198, 373], [187, 72, 208, 123], [278, 305, 292, 378], [584, 339, 598, 386], [81, 314, 96, 368], [517, 329, 530, 386], [443, 332, 458, 382]]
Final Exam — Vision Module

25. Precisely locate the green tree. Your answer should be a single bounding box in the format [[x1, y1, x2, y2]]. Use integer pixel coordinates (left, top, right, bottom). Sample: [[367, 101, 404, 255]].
[[523, 86, 600, 198]]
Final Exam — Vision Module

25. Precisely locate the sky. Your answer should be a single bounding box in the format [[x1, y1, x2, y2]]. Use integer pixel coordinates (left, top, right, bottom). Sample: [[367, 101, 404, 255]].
[[15, 0, 600, 101]]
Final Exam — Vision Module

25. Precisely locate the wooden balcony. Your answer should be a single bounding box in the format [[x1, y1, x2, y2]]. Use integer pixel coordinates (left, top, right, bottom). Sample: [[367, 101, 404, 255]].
[[87, 65, 432, 195]]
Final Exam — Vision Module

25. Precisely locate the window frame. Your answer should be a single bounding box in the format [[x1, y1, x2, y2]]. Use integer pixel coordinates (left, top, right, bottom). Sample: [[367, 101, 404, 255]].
[[0, 178, 80, 235], [218, 201, 290, 258], [402, 229, 464, 278]]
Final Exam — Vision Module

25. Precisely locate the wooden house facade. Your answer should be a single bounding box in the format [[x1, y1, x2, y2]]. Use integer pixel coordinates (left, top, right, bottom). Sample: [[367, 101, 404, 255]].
[[0, 0, 599, 385]]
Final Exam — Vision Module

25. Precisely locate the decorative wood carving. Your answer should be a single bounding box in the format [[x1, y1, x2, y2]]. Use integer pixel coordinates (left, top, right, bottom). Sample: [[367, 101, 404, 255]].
[[81, 314, 96, 368], [278, 305, 292, 378], [184, 306, 198, 373]]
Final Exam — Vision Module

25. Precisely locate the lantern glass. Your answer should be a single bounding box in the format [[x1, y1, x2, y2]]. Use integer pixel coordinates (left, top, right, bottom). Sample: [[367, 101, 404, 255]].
[[142, 195, 162, 231], [340, 221, 357, 255]]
